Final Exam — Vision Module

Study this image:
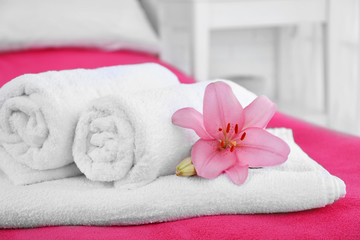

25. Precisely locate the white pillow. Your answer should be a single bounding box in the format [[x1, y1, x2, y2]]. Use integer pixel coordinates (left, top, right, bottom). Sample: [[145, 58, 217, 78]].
[[139, 0, 159, 33], [0, 0, 159, 54]]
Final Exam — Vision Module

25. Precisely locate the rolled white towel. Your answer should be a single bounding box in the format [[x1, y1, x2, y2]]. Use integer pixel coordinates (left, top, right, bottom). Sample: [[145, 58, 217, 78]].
[[0, 147, 81, 185], [0, 63, 179, 184], [73, 80, 257, 189]]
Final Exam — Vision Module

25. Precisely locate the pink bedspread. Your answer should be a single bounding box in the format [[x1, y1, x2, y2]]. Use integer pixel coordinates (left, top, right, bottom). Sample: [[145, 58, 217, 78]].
[[0, 48, 194, 87], [0, 48, 359, 239]]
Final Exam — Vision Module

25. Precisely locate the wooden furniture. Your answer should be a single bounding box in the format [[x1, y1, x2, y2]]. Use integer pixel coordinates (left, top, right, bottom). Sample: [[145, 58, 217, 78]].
[[158, 0, 360, 135]]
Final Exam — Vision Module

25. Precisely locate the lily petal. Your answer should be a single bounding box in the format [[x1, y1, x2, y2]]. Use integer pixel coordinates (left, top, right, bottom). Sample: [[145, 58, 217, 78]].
[[235, 128, 290, 167], [242, 95, 276, 129], [172, 108, 212, 139], [191, 139, 237, 179], [203, 82, 244, 139], [225, 163, 249, 185]]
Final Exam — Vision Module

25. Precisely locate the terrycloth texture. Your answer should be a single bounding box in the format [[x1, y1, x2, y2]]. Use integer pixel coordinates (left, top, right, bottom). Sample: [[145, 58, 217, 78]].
[[0, 147, 81, 185], [0, 63, 179, 185], [0, 48, 356, 239], [0, 128, 345, 228], [73, 80, 257, 188]]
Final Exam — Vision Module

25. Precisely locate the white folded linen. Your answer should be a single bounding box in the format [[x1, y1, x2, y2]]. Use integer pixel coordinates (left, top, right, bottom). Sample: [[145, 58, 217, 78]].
[[73, 80, 257, 189], [0, 128, 346, 228], [0, 63, 179, 184]]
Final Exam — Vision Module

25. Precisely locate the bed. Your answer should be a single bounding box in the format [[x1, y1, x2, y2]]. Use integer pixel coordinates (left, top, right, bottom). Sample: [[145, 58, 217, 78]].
[[0, 46, 359, 240], [0, 1, 359, 239]]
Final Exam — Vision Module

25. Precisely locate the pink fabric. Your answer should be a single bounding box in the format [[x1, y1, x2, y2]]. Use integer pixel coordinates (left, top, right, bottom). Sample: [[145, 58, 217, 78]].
[[1, 49, 360, 239], [0, 48, 194, 87]]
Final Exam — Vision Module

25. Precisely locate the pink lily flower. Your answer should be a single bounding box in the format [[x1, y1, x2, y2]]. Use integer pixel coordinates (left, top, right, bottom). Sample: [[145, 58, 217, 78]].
[[172, 82, 290, 185]]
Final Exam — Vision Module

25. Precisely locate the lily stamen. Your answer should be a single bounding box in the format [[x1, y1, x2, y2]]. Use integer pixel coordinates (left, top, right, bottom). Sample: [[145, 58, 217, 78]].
[[171, 82, 290, 185], [241, 132, 246, 141], [226, 123, 230, 133]]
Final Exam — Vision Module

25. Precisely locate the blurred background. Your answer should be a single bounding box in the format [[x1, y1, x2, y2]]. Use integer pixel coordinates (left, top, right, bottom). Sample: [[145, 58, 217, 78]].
[[0, 0, 359, 136], [141, 0, 359, 136]]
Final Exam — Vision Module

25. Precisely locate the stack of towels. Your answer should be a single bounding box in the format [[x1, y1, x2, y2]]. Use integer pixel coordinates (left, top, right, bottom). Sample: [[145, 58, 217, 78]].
[[0, 63, 345, 228]]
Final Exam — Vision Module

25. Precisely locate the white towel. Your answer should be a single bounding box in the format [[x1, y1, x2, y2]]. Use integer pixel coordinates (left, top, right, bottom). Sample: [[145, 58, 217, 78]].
[[0, 63, 179, 184], [0, 147, 81, 185], [0, 128, 346, 228], [73, 80, 257, 189]]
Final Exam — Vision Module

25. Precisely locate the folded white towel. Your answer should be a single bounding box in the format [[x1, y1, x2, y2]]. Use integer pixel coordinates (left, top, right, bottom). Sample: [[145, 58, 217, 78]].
[[0, 63, 179, 184], [0, 128, 346, 228], [73, 80, 257, 189]]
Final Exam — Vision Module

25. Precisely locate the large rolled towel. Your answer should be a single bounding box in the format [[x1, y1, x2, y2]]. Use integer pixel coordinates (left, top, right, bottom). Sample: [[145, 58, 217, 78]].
[[0, 146, 81, 185], [0, 63, 179, 184], [73, 80, 257, 189]]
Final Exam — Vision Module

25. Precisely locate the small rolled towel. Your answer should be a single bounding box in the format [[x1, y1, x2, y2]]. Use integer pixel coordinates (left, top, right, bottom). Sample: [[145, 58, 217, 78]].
[[73, 80, 257, 189], [0, 63, 179, 185]]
